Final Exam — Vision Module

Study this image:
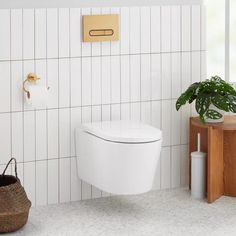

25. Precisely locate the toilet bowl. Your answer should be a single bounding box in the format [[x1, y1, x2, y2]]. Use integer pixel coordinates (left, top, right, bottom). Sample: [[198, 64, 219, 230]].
[[75, 120, 162, 195]]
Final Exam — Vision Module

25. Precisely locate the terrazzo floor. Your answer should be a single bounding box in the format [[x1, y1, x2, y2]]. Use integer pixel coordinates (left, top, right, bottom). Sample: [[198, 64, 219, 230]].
[[8, 188, 236, 236]]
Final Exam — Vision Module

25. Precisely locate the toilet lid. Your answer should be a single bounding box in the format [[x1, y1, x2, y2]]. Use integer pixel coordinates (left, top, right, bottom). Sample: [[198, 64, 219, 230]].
[[82, 120, 162, 143]]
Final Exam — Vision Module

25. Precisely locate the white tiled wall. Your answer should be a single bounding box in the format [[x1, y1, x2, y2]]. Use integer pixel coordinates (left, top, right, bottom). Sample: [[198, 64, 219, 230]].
[[0, 4, 206, 206]]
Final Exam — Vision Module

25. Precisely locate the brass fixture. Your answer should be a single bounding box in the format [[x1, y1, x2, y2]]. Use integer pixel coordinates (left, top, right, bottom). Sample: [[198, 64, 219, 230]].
[[23, 73, 40, 99], [83, 14, 119, 42]]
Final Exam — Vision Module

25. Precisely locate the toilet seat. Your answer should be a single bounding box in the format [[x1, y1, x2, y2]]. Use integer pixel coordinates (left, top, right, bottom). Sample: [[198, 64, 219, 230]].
[[82, 120, 162, 143]]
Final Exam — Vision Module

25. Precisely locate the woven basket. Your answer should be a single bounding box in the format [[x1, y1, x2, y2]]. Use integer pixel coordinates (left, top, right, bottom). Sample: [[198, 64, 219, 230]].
[[0, 158, 31, 233]]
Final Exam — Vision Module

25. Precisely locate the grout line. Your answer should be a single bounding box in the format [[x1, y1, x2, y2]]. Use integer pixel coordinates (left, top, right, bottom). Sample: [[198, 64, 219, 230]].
[[46, 8, 49, 205], [57, 8, 60, 204], [0, 50, 206, 63], [69, 8, 72, 203]]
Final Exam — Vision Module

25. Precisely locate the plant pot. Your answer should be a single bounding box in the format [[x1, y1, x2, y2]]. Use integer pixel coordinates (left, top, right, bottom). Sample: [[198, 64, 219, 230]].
[[205, 104, 224, 123]]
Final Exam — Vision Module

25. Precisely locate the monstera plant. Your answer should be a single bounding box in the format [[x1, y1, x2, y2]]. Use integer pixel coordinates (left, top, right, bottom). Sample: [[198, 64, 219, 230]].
[[176, 76, 236, 123]]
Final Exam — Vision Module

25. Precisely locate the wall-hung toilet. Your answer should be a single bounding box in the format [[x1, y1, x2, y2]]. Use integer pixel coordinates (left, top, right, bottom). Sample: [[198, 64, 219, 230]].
[[75, 121, 162, 195]]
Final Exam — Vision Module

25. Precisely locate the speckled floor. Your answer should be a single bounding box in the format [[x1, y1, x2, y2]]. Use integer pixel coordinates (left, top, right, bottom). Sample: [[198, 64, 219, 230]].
[[8, 188, 236, 236]]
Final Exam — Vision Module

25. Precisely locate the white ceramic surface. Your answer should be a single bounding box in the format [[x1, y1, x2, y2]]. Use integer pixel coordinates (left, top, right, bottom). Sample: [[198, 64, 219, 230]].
[[76, 121, 162, 195]]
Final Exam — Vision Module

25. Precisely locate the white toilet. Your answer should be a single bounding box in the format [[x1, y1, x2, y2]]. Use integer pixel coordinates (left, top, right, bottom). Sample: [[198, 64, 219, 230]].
[[75, 120, 162, 195]]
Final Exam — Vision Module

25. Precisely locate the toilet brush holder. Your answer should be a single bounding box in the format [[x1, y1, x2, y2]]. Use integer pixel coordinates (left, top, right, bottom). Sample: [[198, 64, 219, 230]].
[[191, 133, 206, 199]]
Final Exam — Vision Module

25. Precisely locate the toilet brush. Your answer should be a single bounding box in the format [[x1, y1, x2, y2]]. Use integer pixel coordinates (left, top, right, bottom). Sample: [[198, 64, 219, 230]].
[[191, 133, 206, 199]]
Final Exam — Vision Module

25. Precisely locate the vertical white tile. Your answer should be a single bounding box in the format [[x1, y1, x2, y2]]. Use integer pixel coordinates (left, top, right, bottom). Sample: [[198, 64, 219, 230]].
[[201, 6, 206, 51], [101, 8, 111, 56], [71, 107, 81, 157], [171, 53, 181, 99], [47, 59, 59, 108], [130, 55, 140, 102], [181, 105, 190, 145], [24, 111, 35, 162], [59, 58, 70, 107], [17, 163, 24, 184], [161, 147, 171, 189], [23, 9, 34, 59], [35, 110, 47, 160], [80, 106, 92, 200], [182, 52, 191, 92], [81, 57, 92, 106], [60, 158, 71, 203], [201, 51, 207, 80], [192, 5, 201, 51], [48, 159, 59, 204], [11, 9, 22, 60], [121, 55, 130, 103], [71, 58, 82, 107], [111, 104, 121, 121], [11, 61, 23, 112], [141, 101, 151, 124], [35, 9, 46, 59], [47, 8, 58, 58], [151, 54, 161, 100], [171, 145, 181, 188], [192, 51, 201, 83], [141, 54, 151, 101], [130, 7, 140, 54], [102, 105, 111, 121], [151, 101, 161, 129], [171, 99, 181, 145], [182, 6, 191, 51], [171, 6, 181, 52], [162, 100, 171, 146], [120, 7, 129, 54], [70, 8, 81, 57], [92, 105, 101, 122], [152, 156, 161, 190], [0, 113, 11, 164], [81, 8, 91, 57], [48, 109, 59, 159], [0, 9, 10, 60], [82, 181, 92, 200], [101, 56, 111, 104], [91, 8, 101, 56], [121, 103, 130, 120], [151, 6, 161, 53], [36, 161, 47, 206], [110, 7, 120, 55], [111, 56, 120, 104], [71, 157, 81, 201], [180, 144, 189, 187], [24, 162, 36, 206], [141, 7, 151, 53], [130, 102, 141, 122], [82, 106, 91, 123], [92, 186, 102, 199], [161, 53, 171, 99], [161, 6, 171, 52], [59, 8, 70, 57], [0, 62, 10, 112], [59, 108, 70, 158], [35, 60, 47, 108], [12, 112, 23, 163], [91, 57, 101, 105]]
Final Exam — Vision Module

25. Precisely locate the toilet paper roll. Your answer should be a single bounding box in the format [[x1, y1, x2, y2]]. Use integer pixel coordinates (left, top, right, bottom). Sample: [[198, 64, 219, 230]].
[[25, 85, 49, 109]]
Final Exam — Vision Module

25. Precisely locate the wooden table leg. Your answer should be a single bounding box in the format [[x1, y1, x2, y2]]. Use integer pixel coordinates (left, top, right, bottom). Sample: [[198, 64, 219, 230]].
[[207, 127, 224, 203]]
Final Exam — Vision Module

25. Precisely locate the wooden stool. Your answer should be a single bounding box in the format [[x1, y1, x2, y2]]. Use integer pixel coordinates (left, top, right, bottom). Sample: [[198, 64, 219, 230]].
[[189, 116, 236, 203]]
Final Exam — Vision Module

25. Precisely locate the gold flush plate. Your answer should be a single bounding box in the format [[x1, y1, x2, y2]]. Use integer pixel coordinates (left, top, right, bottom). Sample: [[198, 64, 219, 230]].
[[83, 14, 119, 42]]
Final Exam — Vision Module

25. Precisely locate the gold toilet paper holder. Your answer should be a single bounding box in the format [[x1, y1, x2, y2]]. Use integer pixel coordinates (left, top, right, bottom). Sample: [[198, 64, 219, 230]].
[[23, 73, 40, 99]]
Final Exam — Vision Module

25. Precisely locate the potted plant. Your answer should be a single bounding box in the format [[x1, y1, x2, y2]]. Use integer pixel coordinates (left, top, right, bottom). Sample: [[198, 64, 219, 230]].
[[176, 76, 236, 123]]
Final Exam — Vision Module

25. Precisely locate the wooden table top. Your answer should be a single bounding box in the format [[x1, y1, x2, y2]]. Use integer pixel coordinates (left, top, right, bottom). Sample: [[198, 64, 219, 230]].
[[191, 115, 236, 130]]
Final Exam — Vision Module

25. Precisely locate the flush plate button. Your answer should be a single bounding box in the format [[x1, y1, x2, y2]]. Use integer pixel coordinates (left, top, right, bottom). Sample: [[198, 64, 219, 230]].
[[83, 14, 119, 42]]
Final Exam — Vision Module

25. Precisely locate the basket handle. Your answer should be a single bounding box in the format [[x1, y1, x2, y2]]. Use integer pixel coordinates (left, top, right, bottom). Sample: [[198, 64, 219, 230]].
[[2, 158, 18, 178]]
